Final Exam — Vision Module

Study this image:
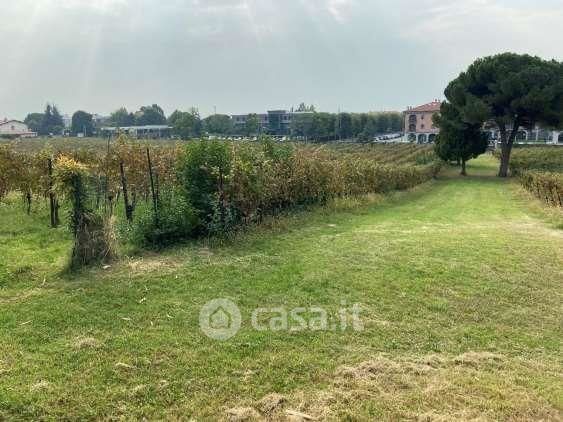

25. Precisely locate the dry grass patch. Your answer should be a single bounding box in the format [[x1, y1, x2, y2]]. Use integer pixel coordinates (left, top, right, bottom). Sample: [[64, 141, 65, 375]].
[[226, 407, 262, 421], [257, 393, 286, 414], [236, 353, 561, 421], [71, 336, 101, 350]]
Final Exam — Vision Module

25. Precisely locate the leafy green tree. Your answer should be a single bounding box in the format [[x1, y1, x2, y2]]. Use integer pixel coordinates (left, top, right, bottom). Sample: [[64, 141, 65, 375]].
[[375, 113, 389, 133], [296, 103, 316, 112], [40, 103, 64, 135], [203, 114, 233, 135], [311, 113, 336, 141], [336, 113, 353, 139], [109, 107, 135, 127], [444, 53, 563, 177], [24, 113, 43, 134], [168, 108, 202, 139], [389, 112, 403, 132], [359, 117, 377, 142], [135, 104, 167, 126], [433, 102, 488, 175], [243, 114, 260, 136], [290, 112, 314, 139], [178, 141, 231, 230], [71, 111, 94, 136], [351, 113, 368, 138]]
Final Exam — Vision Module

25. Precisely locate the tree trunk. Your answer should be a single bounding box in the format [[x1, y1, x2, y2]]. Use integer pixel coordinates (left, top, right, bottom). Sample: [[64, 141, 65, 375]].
[[498, 141, 512, 177], [460, 158, 467, 176], [498, 120, 519, 177]]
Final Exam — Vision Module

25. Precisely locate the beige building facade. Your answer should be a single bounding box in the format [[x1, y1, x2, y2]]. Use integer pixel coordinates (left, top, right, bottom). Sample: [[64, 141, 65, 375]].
[[403, 100, 441, 143], [0, 119, 37, 137]]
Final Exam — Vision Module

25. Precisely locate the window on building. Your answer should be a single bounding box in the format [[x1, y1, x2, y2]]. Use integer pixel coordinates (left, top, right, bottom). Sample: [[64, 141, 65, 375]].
[[421, 124, 425, 129]]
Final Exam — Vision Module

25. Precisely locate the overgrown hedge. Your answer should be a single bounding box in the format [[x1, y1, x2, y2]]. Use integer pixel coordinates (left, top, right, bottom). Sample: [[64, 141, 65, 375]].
[[494, 147, 563, 208], [507, 147, 563, 174], [174, 140, 441, 237], [519, 170, 563, 207]]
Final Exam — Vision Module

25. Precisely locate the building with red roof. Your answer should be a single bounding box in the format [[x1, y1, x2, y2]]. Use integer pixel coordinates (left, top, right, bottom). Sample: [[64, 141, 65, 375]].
[[403, 100, 441, 143]]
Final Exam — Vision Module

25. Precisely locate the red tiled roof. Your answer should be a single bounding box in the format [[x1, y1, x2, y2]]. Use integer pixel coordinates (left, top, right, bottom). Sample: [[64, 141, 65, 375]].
[[405, 101, 441, 113]]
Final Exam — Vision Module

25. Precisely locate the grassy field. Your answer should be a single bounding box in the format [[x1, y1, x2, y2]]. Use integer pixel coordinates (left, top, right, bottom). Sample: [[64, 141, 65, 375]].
[[0, 155, 562, 420]]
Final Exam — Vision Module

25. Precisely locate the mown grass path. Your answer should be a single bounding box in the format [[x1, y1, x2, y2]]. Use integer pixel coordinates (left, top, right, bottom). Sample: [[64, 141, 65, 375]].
[[0, 155, 561, 420]]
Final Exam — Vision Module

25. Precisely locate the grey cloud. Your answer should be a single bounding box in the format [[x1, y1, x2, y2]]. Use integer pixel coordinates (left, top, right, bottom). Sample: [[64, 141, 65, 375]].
[[0, 0, 561, 119]]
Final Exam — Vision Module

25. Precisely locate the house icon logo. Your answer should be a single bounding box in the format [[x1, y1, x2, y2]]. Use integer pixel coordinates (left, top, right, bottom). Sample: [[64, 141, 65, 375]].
[[199, 298, 241, 340]]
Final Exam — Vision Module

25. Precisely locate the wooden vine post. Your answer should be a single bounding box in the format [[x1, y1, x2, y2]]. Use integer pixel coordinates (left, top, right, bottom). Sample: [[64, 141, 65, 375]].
[[146, 147, 159, 226], [47, 157, 59, 228], [119, 159, 133, 222]]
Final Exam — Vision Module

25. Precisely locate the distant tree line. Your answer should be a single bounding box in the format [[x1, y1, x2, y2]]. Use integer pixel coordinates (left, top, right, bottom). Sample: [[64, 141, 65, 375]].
[[23, 103, 403, 141], [107, 105, 402, 141], [290, 111, 403, 141]]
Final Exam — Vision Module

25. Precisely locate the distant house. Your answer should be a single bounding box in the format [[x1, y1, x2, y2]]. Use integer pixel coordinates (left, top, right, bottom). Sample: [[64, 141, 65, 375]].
[[403, 100, 441, 143], [403, 102, 563, 145], [0, 119, 37, 138]]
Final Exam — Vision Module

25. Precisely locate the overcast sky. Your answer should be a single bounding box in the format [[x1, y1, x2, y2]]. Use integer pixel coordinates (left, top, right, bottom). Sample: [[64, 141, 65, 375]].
[[1, 0, 562, 119]]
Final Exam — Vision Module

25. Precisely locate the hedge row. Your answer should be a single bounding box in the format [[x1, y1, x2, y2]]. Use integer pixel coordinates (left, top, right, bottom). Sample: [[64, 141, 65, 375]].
[[519, 170, 563, 207], [175, 141, 441, 238]]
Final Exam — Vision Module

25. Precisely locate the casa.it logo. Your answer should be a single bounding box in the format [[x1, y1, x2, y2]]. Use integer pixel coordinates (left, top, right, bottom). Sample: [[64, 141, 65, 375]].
[[199, 298, 364, 341], [199, 298, 242, 341]]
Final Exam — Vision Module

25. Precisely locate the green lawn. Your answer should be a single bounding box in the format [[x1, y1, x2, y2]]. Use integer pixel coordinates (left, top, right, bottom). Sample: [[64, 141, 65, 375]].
[[0, 155, 561, 420]]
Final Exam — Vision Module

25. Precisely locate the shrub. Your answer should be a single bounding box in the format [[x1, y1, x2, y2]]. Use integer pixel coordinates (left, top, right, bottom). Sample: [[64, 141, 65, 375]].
[[128, 190, 197, 248], [178, 140, 231, 231]]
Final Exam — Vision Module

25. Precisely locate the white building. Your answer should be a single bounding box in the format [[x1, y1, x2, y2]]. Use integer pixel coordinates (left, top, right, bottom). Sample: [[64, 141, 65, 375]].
[[0, 119, 37, 138]]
